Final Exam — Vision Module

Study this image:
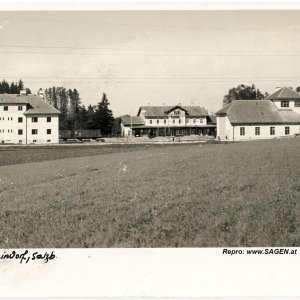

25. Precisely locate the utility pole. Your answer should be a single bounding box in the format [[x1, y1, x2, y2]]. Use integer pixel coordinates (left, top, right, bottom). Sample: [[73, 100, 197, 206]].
[[190, 99, 194, 135], [130, 109, 133, 138]]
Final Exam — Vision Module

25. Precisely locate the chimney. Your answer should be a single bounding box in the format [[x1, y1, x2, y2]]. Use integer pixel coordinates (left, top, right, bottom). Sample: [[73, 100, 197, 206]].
[[37, 88, 45, 99], [20, 89, 26, 96]]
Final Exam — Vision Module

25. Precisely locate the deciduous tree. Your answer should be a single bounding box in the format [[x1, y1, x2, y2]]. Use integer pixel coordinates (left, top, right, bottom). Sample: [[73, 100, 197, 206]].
[[223, 84, 267, 106]]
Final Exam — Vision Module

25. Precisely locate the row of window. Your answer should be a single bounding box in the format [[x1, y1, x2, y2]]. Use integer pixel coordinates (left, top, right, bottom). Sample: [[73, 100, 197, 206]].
[[0, 129, 52, 135], [0, 117, 52, 122], [240, 126, 290, 136], [1, 140, 52, 143], [0, 117, 14, 121], [187, 119, 204, 123], [281, 100, 300, 107], [149, 118, 204, 125], [31, 129, 52, 135], [32, 117, 52, 122], [31, 140, 52, 143], [2, 106, 24, 111]]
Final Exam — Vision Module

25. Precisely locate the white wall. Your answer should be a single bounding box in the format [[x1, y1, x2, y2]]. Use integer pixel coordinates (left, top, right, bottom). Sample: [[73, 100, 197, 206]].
[[232, 124, 300, 141], [26, 115, 59, 144], [273, 100, 300, 114], [0, 104, 27, 144], [217, 116, 233, 140], [121, 123, 132, 137], [0, 104, 59, 144], [144, 116, 208, 127], [186, 117, 207, 126]]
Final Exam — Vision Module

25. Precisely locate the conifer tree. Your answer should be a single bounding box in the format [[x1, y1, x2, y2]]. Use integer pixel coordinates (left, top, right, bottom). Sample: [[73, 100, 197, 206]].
[[0, 79, 29, 94], [58, 87, 69, 129], [17, 79, 24, 92], [94, 93, 114, 135], [68, 88, 82, 130], [10, 82, 16, 94]]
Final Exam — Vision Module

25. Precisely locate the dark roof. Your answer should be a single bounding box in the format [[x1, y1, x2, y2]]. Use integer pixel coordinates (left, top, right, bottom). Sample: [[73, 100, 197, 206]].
[[0, 93, 60, 115], [266, 87, 300, 100], [216, 100, 300, 124], [138, 105, 208, 117], [164, 105, 189, 114], [215, 103, 232, 115], [0, 94, 28, 104], [23, 95, 60, 115], [207, 115, 217, 124], [278, 110, 300, 123], [120, 115, 145, 126]]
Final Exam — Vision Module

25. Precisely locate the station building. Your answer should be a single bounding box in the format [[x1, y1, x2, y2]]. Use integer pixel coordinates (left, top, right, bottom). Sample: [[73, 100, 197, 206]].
[[120, 105, 216, 137]]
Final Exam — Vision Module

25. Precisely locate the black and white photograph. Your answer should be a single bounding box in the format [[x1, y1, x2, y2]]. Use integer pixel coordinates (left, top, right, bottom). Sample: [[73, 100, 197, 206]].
[[0, 2, 300, 297], [0, 8, 299, 250]]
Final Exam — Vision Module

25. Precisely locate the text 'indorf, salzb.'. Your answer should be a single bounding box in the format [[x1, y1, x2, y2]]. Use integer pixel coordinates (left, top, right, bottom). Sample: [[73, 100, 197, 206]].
[[0, 250, 56, 264]]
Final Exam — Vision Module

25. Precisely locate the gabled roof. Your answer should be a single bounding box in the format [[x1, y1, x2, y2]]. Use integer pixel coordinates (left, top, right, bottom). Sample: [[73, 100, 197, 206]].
[[120, 115, 145, 126], [207, 115, 217, 124], [183, 106, 208, 116], [216, 100, 300, 124], [266, 87, 300, 100], [0, 94, 28, 104], [277, 110, 300, 123], [23, 95, 60, 115], [138, 105, 208, 117], [0, 93, 60, 115], [215, 103, 232, 115], [164, 105, 189, 114]]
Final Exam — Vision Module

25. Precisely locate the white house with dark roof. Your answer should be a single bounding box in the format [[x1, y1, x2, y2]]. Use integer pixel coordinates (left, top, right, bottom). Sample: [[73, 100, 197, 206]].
[[216, 87, 300, 141], [120, 115, 145, 137], [120, 104, 216, 137], [0, 91, 60, 144], [266, 86, 300, 114]]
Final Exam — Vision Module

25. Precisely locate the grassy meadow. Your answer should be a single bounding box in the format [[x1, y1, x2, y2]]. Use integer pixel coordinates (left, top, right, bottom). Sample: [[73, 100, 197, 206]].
[[0, 139, 299, 247]]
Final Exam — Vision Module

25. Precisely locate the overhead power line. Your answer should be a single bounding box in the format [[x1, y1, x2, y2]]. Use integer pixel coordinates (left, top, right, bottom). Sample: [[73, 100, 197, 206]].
[[9, 79, 300, 85], [0, 44, 300, 56], [2, 50, 300, 57], [0, 44, 300, 53], [9, 17, 298, 32], [2, 76, 300, 80], [2, 76, 300, 84]]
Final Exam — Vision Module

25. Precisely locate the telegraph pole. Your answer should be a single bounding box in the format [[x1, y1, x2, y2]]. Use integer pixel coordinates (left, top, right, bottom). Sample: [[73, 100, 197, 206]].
[[130, 108, 133, 138]]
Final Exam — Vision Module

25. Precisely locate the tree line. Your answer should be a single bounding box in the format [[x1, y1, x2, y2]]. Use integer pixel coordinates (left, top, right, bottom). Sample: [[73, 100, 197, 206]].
[[0, 79, 115, 136], [44, 87, 114, 135], [0, 79, 31, 95], [1, 79, 300, 133]]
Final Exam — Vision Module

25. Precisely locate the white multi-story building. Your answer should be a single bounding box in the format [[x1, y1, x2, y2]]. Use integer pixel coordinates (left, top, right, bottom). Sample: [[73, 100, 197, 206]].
[[0, 91, 60, 144], [216, 87, 300, 141], [120, 104, 216, 137], [267, 86, 300, 114]]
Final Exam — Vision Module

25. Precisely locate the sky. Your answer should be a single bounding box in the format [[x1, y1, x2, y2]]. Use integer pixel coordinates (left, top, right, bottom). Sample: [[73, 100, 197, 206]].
[[1, 10, 300, 117]]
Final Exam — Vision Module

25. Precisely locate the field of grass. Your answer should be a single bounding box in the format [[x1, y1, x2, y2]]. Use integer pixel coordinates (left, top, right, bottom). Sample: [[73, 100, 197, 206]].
[[0, 143, 175, 167], [0, 139, 299, 247]]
